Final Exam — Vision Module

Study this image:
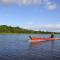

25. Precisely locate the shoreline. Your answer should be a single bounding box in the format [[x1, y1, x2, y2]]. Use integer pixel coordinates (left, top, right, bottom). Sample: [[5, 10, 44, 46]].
[[0, 33, 59, 34]]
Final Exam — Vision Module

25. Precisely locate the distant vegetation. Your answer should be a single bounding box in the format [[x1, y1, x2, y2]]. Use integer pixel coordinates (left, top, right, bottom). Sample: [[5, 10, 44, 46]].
[[0, 25, 59, 34]]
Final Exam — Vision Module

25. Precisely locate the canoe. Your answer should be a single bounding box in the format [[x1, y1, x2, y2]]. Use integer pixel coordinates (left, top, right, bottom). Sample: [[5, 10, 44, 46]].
[[28, 37, 60, 42], [32, 37, 60, 40]]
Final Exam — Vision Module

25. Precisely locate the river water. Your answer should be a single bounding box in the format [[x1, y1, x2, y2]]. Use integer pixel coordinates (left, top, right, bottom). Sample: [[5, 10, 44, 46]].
[[0, 34, 60, 60]]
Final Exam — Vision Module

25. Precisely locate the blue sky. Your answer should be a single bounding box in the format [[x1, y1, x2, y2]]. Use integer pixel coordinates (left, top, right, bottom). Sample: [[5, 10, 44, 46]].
[[0, 0, 60, 32]]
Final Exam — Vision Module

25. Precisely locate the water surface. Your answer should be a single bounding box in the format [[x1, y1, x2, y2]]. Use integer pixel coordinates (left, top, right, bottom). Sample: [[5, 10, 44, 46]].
[[0, 34, 60, 60]]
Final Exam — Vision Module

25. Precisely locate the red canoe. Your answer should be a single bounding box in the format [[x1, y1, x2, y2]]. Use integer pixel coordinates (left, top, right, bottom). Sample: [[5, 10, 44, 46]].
[[32, 37, 60, 40], [29, 37, 60, 42]]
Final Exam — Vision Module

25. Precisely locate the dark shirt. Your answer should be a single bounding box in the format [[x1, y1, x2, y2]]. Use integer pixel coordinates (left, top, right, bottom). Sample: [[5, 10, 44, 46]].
[[51, 34, 54, 38], [29, 36, 32, 40]]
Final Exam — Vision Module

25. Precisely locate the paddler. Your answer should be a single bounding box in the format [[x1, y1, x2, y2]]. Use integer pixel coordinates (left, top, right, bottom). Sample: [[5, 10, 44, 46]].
[[50, 32, 54, 38], [29, 36, 32, 40]]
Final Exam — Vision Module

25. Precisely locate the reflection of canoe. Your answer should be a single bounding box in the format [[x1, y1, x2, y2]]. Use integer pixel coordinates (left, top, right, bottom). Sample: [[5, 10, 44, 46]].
[[32, 41, 48, 45], [29, 37, 60, 42]]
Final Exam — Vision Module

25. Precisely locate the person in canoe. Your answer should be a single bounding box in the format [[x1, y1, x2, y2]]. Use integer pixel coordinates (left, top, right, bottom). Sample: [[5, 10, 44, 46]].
[[29, 36, 32, 40], [50, 32, 54, 38]]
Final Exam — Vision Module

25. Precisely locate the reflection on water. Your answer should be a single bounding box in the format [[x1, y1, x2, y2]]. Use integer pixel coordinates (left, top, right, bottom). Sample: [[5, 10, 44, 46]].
[[0, 34, 60, 60], [32, 41, 49, 45], [50, 40, 55, 49], [28, 40, 60, 60]]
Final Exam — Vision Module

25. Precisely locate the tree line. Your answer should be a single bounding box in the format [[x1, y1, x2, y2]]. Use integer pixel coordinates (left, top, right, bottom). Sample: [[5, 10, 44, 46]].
[[0, 25, 58, 34]]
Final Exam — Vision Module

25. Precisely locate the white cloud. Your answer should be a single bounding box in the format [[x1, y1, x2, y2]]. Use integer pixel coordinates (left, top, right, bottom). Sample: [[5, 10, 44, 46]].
[[0, 0, 42, 5], [0, 0, 58, 10], [46, 2, 57, 10], [16, 0, 42, 6], [0, 0, 13, 5], [22, 24, 60, 32]]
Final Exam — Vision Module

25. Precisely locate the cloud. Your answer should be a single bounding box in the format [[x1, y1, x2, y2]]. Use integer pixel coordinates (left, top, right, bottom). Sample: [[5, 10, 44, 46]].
[[0, 0, 58, 10], [0, 0, 42, 5], [0, 0, 13, 5], [22, 24, 60, 32], [39, 24, 60, 32], [46, 1, 57, 10], [16, 0, 42, 6]]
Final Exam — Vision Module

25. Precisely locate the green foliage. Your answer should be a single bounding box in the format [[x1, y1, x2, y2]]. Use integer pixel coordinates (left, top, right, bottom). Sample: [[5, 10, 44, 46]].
[[0, 25, 58, 34]]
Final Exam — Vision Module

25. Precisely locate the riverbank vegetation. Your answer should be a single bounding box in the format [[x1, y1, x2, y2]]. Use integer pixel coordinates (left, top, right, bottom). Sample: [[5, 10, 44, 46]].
[[0, 25, 59, 34]]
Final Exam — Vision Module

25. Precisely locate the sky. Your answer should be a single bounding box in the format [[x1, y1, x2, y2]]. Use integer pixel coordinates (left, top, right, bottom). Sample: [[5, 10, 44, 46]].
[[0, 0, 60, 32]]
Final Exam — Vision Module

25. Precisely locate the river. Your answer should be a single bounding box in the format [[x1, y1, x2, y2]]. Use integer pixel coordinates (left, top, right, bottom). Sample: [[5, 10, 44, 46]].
[[0, 34, 60, 60]]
